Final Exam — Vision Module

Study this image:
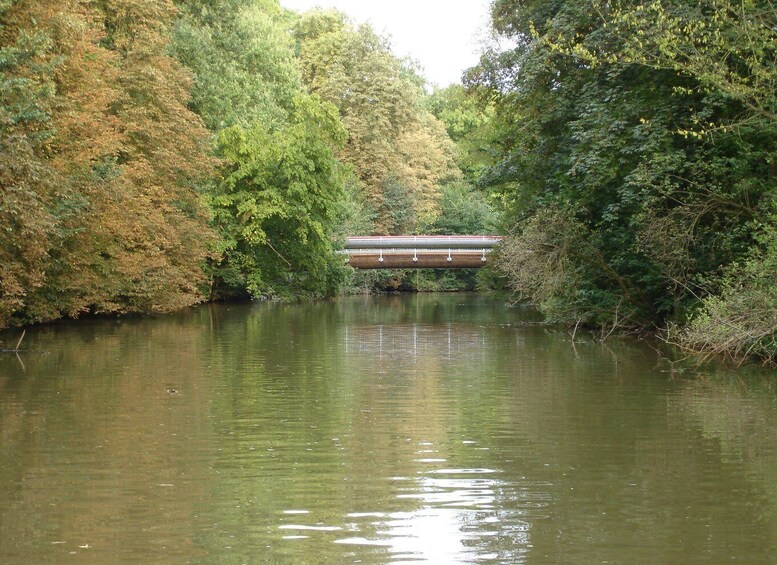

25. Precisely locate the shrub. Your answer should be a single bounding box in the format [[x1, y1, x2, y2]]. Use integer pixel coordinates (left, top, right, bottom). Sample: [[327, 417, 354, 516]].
[[678, 218, 777, 365]]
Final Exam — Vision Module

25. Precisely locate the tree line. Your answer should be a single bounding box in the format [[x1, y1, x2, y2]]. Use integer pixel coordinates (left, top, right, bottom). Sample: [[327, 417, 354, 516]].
[[1, 0, 773, 365], [0, 0, 494, 329]]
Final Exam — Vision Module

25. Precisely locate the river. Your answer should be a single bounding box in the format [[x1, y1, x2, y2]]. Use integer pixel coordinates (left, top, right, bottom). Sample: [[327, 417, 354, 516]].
[[1, 293, 776, 563]]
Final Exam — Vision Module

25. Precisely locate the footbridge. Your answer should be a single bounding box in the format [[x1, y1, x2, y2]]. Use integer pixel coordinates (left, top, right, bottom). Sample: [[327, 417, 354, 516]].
[[343, 236, 503, 269]]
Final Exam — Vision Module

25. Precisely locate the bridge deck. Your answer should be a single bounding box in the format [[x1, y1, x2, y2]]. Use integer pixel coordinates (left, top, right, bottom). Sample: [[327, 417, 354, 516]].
[[342, 235, 502, 269], [347, 250, 491, 269]]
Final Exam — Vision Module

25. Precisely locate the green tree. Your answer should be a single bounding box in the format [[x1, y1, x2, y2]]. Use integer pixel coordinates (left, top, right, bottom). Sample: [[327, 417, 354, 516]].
[[212, 94, 348, 297], [172, 0, 301, 131], [430, 182, 498, 236], [293, 10, 460, 233], [569, 0, 777, 129], [470, 0, 776, 351], [426, 84, 497, 184], [172, 0, 352, 298]]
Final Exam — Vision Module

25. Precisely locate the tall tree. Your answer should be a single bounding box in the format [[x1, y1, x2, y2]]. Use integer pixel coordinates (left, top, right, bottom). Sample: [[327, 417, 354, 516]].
[[9, 0, 128, 323], [95, 0, 217, 313], [293, 10, 460, 233], [0, 0, 60, 326], [0, 0, 133, 324], [575, 0, 777, 129], [172, 0, 301, 131], [213, 94, 348, 297], [0, 0, 218, 327], [172, 0, 351, 298], [426, 84, 497, 185]]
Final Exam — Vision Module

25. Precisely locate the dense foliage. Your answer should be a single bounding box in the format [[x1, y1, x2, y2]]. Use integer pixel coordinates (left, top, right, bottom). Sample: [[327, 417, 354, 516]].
[[425, 84, 498, 186], [0, 0, 216, 327], [0, 0, 490, 328], [470, 0, 776, 363], [212, 94, 348, 298], [4, 0, 768, 366], [172, 0, 351, 299], [292, 10, 461, 233]]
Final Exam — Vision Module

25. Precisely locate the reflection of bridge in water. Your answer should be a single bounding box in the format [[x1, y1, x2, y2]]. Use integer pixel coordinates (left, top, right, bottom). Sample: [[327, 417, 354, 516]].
[[344, 323, 489, 364], [343, 236, 503, 269]]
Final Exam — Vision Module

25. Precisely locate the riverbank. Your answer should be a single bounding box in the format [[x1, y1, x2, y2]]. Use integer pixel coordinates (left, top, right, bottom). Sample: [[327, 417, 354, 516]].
[[2, 287, 774, 370]]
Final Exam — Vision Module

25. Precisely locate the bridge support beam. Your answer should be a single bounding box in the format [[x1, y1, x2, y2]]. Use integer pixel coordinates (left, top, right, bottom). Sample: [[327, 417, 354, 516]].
[[348, 252, 489, 269]]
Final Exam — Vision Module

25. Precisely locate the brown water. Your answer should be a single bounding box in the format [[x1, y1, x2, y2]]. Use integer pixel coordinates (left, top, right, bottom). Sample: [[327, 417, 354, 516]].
[[1, 293, 776, 563]]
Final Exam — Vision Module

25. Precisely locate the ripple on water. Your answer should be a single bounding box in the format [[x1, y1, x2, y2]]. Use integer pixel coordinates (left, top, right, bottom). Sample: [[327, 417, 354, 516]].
[[2, 295, 777, 564]]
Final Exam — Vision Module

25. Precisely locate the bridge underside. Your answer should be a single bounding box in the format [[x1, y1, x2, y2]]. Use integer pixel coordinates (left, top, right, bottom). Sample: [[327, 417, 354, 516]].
[[347, 251, 490, 269]]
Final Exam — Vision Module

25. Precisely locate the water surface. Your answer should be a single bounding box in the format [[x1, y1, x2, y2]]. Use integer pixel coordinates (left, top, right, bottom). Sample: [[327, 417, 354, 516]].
[[1, 294, 776, 563]]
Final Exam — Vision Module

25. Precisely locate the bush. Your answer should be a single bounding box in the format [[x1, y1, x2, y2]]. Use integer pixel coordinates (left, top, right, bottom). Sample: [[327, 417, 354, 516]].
[[678, 218, 777, 366], [497, 206, 646, 329]]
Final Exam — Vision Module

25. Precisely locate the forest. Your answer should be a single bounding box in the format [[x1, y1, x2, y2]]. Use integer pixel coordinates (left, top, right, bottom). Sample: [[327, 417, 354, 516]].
[[0, 0, 774, 365]]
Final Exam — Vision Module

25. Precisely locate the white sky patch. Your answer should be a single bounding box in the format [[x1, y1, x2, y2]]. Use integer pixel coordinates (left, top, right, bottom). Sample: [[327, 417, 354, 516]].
[[278, 0, 492, 87]]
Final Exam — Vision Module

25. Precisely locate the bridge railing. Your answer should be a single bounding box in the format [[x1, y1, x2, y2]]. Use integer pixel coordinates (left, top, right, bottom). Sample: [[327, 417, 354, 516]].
[[344, 236, 503, 250]]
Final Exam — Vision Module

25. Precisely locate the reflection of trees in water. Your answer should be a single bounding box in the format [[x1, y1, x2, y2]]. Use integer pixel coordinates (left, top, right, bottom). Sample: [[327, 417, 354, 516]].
[[2, 295, 775, 562], [0, 312, 215, 562], [671, 374, 777, 539], [195, 295, 543, 562], [673, 373, 777, 465]]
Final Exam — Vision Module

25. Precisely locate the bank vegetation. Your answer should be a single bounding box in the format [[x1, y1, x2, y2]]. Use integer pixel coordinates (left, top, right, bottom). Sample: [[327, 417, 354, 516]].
[[1, 0, 774, 366], [470, 0, 775, 366]]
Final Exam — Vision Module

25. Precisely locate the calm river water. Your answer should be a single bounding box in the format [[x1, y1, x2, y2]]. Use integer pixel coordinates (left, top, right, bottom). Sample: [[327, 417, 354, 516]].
[[1, 293, 776, 563]]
